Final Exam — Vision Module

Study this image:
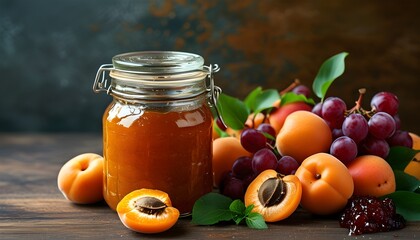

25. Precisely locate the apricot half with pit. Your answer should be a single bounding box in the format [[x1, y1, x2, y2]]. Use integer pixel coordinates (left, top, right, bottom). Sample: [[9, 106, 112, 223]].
[[117, 188, 180, 234], [244, 169, 302, 222]]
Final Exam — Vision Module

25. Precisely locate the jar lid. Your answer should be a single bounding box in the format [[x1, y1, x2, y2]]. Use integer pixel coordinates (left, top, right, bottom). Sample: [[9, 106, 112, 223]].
[[112, 51, 205, 74]]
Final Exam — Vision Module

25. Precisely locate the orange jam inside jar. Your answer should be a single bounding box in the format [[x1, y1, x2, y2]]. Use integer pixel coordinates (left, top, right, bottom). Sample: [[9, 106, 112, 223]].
[[93, 51, 222, 215]]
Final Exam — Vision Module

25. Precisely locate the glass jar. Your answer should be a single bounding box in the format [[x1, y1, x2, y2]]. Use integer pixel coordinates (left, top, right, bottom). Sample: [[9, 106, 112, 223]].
[[93, 51, 222, 215]]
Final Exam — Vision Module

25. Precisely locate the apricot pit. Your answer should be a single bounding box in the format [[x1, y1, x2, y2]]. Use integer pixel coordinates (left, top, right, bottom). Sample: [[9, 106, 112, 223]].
[[245, 169, 302, 222]]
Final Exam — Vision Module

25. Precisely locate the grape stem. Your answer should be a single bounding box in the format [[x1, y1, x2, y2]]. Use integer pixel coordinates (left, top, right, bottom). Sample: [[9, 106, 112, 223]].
[[348, 88, 366, 113], [280, 79, 301, 95], [346, 88, 374, 118]]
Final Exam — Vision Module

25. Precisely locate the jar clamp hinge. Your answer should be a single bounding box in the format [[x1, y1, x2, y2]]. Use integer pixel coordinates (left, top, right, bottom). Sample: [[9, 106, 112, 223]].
[[205, 64, 227, 129], [93, 64, 114, 94]]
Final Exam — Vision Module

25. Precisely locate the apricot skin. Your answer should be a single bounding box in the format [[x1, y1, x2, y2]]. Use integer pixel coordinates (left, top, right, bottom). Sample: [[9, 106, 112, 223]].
[[276, 111, 332, 163], [295, 153, 354, 215], [268, 102, 312, 134], [405, 132, 420, 180], [57, 153, 104, 204], [347, 155, 396, 197], [212, 137, 252, 188]]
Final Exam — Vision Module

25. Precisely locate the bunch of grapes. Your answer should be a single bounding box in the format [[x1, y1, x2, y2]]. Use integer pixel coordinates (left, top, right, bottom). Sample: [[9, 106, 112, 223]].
[[220, 123, 299, 200], [313, 89, 413, 165]]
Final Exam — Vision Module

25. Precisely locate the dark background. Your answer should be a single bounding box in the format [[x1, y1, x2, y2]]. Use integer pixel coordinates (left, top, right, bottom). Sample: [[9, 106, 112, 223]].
[[1, 0, 419, 133]]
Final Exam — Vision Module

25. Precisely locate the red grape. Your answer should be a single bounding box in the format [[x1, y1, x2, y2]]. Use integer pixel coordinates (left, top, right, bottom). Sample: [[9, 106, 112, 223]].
[[387, 130, 413, 148], [332, 128, 344, 140], [322, 97, 347, 129], [330, 136, 358, 165], [215, 117, 227, 131], [342, 113, 369, 143], [292, 85, 311, 97], [256, 123, 276, 145], [232, 156, 253, 179], [276, 156, 299, 175], [221, 175, 245, 200], [368, 112, 396, 140], [312, 102, 323, 117], [240, 128, 267, 153], [360, 136, 390, 159], [252, 148, 278, 175], [370, 92, 399, 116], [393, 114, 401, 130]]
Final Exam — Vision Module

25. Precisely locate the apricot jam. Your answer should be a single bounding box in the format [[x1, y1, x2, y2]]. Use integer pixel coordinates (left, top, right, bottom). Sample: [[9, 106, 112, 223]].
[[93, 51, 221, 215]]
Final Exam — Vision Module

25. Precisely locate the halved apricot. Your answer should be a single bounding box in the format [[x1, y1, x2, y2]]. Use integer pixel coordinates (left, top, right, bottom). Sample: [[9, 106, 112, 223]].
[[116, 189, 180, 234], [244, 169, 302, 222]]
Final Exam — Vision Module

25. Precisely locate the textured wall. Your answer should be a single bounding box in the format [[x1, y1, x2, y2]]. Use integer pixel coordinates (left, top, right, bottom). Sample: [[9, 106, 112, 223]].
[[1, 0, 419, 133]]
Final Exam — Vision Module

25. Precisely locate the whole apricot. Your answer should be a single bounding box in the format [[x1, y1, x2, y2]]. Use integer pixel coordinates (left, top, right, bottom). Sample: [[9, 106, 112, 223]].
[[276, 111, 332, 163], [295, 153, 354, 215], [212, 137, 252, 188], [245, 169, 302, 222], [268, 102, 312, 134], [347, 155, 396, 197], [404, 132, 420, 180], [57, 153, 104, 204], [117, 188, 179, 234]]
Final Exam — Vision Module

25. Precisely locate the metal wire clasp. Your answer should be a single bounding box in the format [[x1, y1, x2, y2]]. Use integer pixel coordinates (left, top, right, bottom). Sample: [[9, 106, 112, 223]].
[[205, 64, 226, 129], [93, 64, 114, 94]]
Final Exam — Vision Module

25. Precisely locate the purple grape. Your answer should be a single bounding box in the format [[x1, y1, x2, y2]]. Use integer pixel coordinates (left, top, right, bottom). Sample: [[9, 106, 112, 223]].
[[368, 112, 396, 140], [387, 130, 413, 148], [232, 156, 253, 179], [312, 102, 323, 117], [221, 175, 245, 200], [360, 136, 390, 158], [256, 123, 276, 145], [252, 148, 278, 175], [393, 114, 401, 130], [330, 136, 358, 165], [322, 97, 347, 129], [242, 172, 257, 189], [276, 156, 299, 175], [292, 85, 311, 97], [332, 128, 344, 140], [240, 128, 267, 153], [342, 113, 369, 143], [215, 117, 227, 131], [370, 92, 399, 116]]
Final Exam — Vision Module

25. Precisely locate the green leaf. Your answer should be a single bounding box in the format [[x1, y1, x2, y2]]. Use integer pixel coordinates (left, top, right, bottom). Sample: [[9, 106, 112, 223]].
[[312, 52, 348, 101], [244, 87, 263, 111], [191, 193, 234, 225], [245, 212, 268, 229], [229, 200, 247, 225], [280, 92, 316, 106], [394, 170, 420, 192], [386, 146, 419, 171], [244, 204, 254, 216], [253, 89, 280, 114], [244, 87, 280, 117], [229, 199, 246, 214], [384, 191, 420, 221], [217, 93, 250, 130]]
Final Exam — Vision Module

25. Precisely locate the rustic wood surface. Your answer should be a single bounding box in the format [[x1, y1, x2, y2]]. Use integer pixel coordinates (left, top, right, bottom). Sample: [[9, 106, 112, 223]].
[[0, 134, 419, 239]]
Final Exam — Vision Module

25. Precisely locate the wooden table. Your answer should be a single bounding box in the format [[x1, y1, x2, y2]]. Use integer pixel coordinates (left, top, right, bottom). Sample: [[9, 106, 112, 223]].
[[1, 134, 419, 239]]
